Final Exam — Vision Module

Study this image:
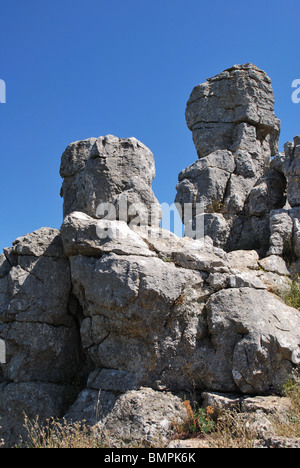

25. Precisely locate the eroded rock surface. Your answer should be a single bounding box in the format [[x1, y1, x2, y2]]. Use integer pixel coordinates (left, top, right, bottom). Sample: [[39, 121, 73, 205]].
[[60, 134, 161, 227], [176, 64, 290, 254], [185, 63, 280, 160], [61, 217, 299, 399], [0, 65, 299, 447]]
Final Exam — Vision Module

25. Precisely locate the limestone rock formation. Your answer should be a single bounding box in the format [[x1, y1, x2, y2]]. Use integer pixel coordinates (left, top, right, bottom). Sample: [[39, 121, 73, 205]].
[[0, 65, 299, 447], [177, 64, 300, 266], [72, 223, 299, 393], [176, 63, 287, 253], [1, 216, 298, 446]]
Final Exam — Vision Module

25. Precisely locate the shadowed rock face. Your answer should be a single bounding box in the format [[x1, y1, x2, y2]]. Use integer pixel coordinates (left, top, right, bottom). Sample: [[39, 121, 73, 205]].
[[267, 136, 300, 260], [0, 228, 87, 447], [282, 136, 300, 207]]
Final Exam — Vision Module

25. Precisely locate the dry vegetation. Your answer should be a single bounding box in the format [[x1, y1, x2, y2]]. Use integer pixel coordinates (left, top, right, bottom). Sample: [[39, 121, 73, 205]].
[[272, 372, 300, 439], [172, 400, 262, 448], [21, 416, 102, 449], [5, 372, 297, 449]]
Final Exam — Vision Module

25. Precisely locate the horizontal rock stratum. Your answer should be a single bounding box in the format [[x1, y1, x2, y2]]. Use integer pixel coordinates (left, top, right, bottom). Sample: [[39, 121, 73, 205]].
[[0, 63, 299, 447]]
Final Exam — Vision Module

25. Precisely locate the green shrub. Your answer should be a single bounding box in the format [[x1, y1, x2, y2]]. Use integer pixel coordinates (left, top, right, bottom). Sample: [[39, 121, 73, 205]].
[[180, 400, 215, 436], [189, 408, 215, 434], [278, 273, 300, 309]]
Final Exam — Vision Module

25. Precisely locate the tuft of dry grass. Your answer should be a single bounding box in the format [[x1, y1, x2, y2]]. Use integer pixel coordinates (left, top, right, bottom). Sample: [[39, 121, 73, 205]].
[[207, 409, 259, 448], [21, 415, 103, 449], [273, 372, 300, 438], [20, 414, 162, 449]]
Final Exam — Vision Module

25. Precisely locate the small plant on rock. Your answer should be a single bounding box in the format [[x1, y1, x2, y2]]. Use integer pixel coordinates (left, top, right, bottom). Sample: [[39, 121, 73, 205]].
[[182, 400, 215, 436]]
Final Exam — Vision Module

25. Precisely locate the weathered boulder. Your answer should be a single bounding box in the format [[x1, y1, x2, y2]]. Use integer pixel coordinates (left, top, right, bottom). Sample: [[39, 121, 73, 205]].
[[267, 205, 300, 264], [185, 63, 280, 160], [176, 150, 235, 213], [201, 391, 291, 423], [201, 391, 292, 442], [264, 137, 300, 264], [268, 209, 294, 256], [246, 169, 286, 217], [0, 228, 81, 383], [258, 255, 290, 276], [60, 134, 161, 226], [64, 388, 117, 426], [94, 387, 186, 447], [206, 287, 300, 394], [61, 211, 155, 258], [68, 249, 205, 393]]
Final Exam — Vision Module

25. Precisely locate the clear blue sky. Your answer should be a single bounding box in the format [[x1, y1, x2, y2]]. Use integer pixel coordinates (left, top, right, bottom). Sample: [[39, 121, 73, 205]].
[[0, 0, 299, 251]]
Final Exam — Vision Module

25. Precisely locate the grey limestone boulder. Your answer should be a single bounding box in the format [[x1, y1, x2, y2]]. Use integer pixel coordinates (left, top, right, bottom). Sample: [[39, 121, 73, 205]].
[[185, 63, 280, 160], [64, 387, 117, 426], [0, 381, 70, 448], [206, 287, 300, 394], [61, 211, 155, 258], [69, 249, 205, 393], [0, 228, 80, 384], [176, 150, 235, 215], [95, 387, 186, 447], [60, 134, 161, 227], [267, 206, 300, 262], [201, 391, 293, 442]]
